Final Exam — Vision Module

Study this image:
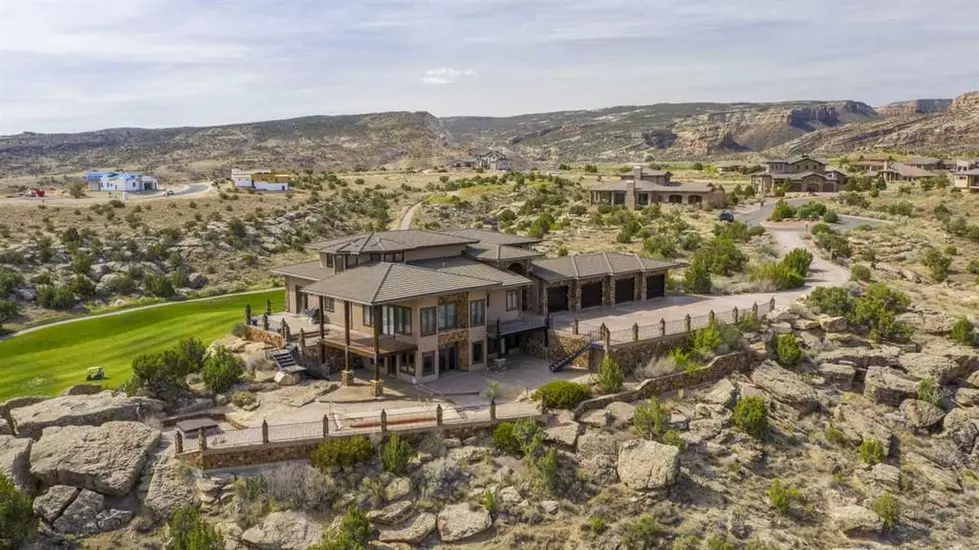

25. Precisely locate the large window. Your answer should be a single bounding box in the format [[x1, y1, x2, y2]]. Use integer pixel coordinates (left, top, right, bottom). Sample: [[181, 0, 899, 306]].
[[420, 307, 437, 336], [323, 297, 335, 312], [470, 300, 485, 327], [362, 305, 373, 327], [438, 303, 457, 330], [399, 353, 415, 376], [506, 290, 520, 311], [381, 305, 411, 336], [422, 351, 435, 376], [370, 253, 381, 262], [325, 254, 334, 268], [472, 341, 484, 365]]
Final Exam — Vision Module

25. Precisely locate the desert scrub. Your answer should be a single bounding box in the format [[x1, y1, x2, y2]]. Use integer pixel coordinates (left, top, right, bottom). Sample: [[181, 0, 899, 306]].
[[766, 479, 803, 515], [585, 516, 609, 536], [733, 396, 768, 440], [850, 264, 872, 282], [706, 534, 735, 550], [872, 492, 900, 529], [167, 505, 224, 550], [532, 380, 592, 410], [0, 474, 33, 550], [620, 514, 666, 550], [775, 333, 803, 367], [823, 425, 849, 447], [492, 422, 522, 455], [481, 489, 497, 515], [596, 356, 624, 393], [310, 435, 373, 470], [858, 437, 886, 466], [950, 317, 976, 347], [916, 377, 941, 406], [634, 397, 682, 447], [231, 391, 257, 408], [309, 507, 371, 550], [380, 433, 413, 474]]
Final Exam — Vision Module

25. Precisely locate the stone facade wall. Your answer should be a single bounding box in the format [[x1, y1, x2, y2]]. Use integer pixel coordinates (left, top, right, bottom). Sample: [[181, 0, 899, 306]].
[[605, 333, 691, 373], [572, 351, 754, 419], [602, 276, 613, 306], [550, 331, 591, 369], [635, 273, 646, 301], [570, 280, 581, 311], [439, 292, 470, 329], [244, 326, 284, 348], [519, 331, 549, 359], [438, 330, 470, 371]]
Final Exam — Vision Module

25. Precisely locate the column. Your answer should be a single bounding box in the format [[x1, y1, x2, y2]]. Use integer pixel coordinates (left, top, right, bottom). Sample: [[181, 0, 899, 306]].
[[341, 301, 353, 386], [318, 296, 326, 363], [371, 304, 384, 396]]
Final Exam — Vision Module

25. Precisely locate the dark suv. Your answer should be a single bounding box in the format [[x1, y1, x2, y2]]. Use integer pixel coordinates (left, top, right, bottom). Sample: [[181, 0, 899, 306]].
[[718, 210, 735, 222]]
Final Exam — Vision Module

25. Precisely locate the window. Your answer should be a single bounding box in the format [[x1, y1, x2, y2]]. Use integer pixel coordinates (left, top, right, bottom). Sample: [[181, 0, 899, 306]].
[[420, 307, 437, 336], [325, 254, 334, 268], [422, 351, 435, 376], [472, 341, 484, 365], [506, 290, 519, 311], [323, 297, 335, 312], [381, 305, 411, 336], [438, 303, 457, 330], [370, 253, 381, 262], [346, 255, 359, 269], [470, 300, 485, 326], [382, 252, 405, 262], [362, 305, 373, 327], [399, 353, 415, 376]]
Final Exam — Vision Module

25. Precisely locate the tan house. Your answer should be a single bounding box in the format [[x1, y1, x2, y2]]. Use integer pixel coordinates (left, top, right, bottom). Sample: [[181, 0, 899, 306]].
[[589, 166, 726, 209], [952, 169, 979, 191], [868, 161, 936, 183], [269, 229, 678, 383], [906, 157, 947, 171], [751, 155, 844, 194]]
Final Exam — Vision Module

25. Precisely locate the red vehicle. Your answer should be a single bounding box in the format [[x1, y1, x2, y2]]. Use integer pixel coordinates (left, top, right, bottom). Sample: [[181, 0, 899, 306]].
[[24, 188, 45, 197]]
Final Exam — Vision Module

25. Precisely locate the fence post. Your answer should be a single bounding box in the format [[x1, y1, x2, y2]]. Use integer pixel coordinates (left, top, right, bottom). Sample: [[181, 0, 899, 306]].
[[769, 297, 776, 312], [601, 323, 610, 349], [752, 302, 759, 318], [174, 431, 183, 454], [266, 299, 272, 316], [322, 414, 329, 437], [261, 420, 269, 444], [380, 409, 388, 432], [245, 304, 252, 326], [198, 428, 207, 451], [573, 318, 579, 335], [261, 313, 269, 331], [436, 404, 443, 427], [708, 310, 715, 326], [632, 323, 639, 342], [684, 314, 691, 332], [660, 318, 666, 337], [733, 306, 739, 323], [489, 398, 497, 421]]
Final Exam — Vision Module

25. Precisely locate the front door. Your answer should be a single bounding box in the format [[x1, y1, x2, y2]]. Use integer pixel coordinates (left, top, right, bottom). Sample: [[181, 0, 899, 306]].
[[439, 345, 458, 373]]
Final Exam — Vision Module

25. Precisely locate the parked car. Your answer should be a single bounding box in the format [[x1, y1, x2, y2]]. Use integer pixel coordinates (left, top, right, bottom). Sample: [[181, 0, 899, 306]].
[[718, 210, 735, 222], [164, 189, 175, 196]]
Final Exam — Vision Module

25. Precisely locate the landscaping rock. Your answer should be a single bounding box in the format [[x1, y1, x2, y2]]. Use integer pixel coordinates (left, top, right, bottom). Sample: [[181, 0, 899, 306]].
[[0, 395, 47, 421], [187, 272, 208, 289], [830, 505, 883, 537], [30, 421, 160, 496], [898, 353, 965, 384], [869, 463, 902, 490], [900, 399, 946, 430], [544, 421, 582, 449], [0, 419, 9, 436], [385, 477, 412, 502], [241, 511, 324, 550], [818, 363, 857, 390], [864, 367, 917, 406], [911, 456, 962, 492], [616, 439, 679, 491], [750, 361, 818, 412], [437, 503, 492, 542], [541, 500, 559, 514], [33, 485, 80, 523], [954, 388, 979, 407], [58, 384, 104, 397], [703, 378, 738, 408], [368, 500, 414, 525], [817, 348, 898, 369], [144, 448, 198, 518], [52, 489, 104, 535], [832, 404, 894, 455], [579, 409, 611, 428], [0, 435, 35, 494], [10, 392, 163, 439], [604, 402, 636, 429], [942, 409, 979, 454], [378, 513, 436, 544], [819, 316, 848, 333]]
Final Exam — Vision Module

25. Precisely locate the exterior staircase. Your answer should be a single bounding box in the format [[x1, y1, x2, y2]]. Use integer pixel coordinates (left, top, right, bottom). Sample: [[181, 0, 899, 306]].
[[269, 348, 298, 370], [548, 342, 594, 372]]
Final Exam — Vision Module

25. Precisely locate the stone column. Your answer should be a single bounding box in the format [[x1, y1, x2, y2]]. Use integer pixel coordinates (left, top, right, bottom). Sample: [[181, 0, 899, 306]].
[[174, 431, 183, 454], [632, 323, 639, 342], [371, 305, 384, 397], [198, 428, 207, 451], [436, 404, 443, 427], [489, 398, 497, 421], [733, 307, 739, 323], [380, 409, 388, 432], [322, 414, 329, 437], [660, 318, 666, 337], [245, 304, 252, 326], [266, 299, 272, 316], [343, 301, 352, 380], [261, 313, 269, 331], [261, 420, 269, 444], [684, 314, 691, 332]]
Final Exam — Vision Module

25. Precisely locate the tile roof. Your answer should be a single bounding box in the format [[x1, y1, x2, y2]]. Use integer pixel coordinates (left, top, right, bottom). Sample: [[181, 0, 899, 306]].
[[956, 169, 979, 176], [465, 243, 543, 261], [269, 261, 336, 281], [531, 252, 680, 283], [439, 228, 541, 246], [302, 262, 498, 305], [590, 180, 719, 193], [787, 155, 826, 165], [771, 172, 829, 181], [410, 256, 531, 287], [870, 163, 935, 178], [309, 230, 478, 253]]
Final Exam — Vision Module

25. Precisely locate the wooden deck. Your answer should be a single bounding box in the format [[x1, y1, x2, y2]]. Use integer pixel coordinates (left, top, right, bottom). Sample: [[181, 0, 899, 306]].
[[271, 313, 416, 357]]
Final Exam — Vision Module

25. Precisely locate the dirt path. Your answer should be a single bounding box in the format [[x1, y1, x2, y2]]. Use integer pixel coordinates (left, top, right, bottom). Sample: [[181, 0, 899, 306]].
[[398, 200, 425, 229]]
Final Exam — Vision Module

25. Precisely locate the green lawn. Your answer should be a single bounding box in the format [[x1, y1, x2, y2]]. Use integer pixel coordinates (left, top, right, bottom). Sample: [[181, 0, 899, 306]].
[[0, 290, 284, 400]]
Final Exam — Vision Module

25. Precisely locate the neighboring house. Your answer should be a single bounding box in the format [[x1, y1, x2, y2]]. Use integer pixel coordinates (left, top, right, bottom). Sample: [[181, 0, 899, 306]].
[[847, 159, 887, 173], [85, 171, 158, 191], [906, 157, 947, 171], [867, 161, 936, 183], [750, 155, 844, 194], [232, 168, 292, 191], [952, 169, 979, 191], [450, 157, 478, 169], [954, 159, 979, 172], [450, 151, 511, 171], [713, 162, 746, 173], [589, 166, 726, 208], [269, 228, 678, 383]]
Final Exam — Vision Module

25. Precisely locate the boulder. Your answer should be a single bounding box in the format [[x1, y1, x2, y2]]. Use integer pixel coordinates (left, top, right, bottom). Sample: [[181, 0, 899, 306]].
[[144, 448, 198, 518], [10, 391, 163, 439], [703, 378, 738, 408], [30, 421, 160, 496], [544, 421, 582, 449], [579, 409, 611, 428], [436, 503, 492, 542], [818, 363, 857, 390], [33, 485, 80, 523], [0, 419, 9, 436], [910, 455, 961, 492], [384, 477, 412, 502], [897, 308, 957, 335], [900, 399, 946, 430], [187, 272, 208, 289], [616, 439, 680, 491], [368, 500, 414, 525], [241, 511, 324, 550], [378, 513, 436, 544], [830, 505, 883, 537], [942, 408, 979, 454], [750, 361, 818, 412], [817, 348, 898, 369], [0, 435, 35, 494], [0, 395, 48, 421], [819, 316, 848, 333], [897, 353, 965, 384], [95, 273, 124, 297], [604, 402, 636, 429], [57, 384, 104, 397], [52, 489, 105, 535], [498, 485, 521, 504], [864, 367, 917, 406], [967, 371, 979, 388], [954, 388, 979, 407], [869, 463, 902, 490], [832, 404, 894, 456], [921, 342, 979, 374]]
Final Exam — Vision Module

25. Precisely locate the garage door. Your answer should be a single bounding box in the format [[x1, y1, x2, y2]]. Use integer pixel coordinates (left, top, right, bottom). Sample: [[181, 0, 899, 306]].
[[614, 277, 635, 303], [646, 274, 665, 299], [581, 281, 603, 309], [547, 285, 569, 312]]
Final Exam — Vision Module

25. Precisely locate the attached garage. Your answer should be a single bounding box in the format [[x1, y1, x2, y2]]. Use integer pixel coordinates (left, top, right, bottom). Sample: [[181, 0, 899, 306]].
[[646, 274, 665, 299], [546, 285, 569, 312], [614, 277, 635, 303], [580, 281, 603, 309]]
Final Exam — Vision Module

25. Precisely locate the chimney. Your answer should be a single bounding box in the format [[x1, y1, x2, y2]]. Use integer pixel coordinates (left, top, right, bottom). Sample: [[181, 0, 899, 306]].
[[633, 165, 643, 182], [626, 166, 638, 211]]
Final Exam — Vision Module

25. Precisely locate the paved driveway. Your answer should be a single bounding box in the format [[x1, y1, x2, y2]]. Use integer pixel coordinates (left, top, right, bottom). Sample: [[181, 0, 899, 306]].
[[737, 197, 888, 230]]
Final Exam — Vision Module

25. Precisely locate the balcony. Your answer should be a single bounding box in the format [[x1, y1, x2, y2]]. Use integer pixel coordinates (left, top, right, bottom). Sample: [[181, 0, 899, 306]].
[[487, 313, 548, 338]]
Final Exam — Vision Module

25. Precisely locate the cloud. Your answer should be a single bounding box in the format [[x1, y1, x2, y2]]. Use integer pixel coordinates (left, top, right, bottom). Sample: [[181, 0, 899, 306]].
[[422, 68, 476, 85]]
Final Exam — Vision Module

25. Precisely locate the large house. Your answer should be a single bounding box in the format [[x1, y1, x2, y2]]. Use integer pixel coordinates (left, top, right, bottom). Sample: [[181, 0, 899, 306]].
[[750, 155, 845, 194], [952, 169, 979, 191], [84, 171, 158, 192], [450, 151, 511, 171], [232, 169, 292, 191], [270, 229, 678, 383], [867, 161, 936, 183], [589, 166, 726, 209]]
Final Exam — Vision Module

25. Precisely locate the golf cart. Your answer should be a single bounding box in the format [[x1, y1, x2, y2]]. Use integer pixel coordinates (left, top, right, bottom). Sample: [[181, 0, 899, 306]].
[[86, 366, 105, 381]]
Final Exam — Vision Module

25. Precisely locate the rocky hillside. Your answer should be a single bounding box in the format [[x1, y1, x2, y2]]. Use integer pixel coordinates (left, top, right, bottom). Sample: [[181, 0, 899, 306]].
[[876, 99, 952, 117], [778, 91, 979, 156]]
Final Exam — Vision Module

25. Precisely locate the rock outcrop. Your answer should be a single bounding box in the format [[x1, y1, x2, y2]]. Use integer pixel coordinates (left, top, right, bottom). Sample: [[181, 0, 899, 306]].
[[830, 504, 883, 537], [144, 448, 198, 518], [9, 391, 162, 439], [436, 503, 492, 542], [0, 435, 35, 494], [616, 439, 680, 491], [378, 513, 437, 544], [241, 511, 325, 550], [750, 362, 818, 412], [864, 367, 917, 406]]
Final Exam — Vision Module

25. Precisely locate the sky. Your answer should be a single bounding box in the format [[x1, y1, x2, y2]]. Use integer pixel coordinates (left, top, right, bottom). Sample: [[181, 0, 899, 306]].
[[1, 0, 977, 134]]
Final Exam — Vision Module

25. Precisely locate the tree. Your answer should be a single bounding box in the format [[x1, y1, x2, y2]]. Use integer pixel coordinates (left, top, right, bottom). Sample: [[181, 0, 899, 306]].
[[682, 257, 712, 294], [0, 474, 34, 550], [0, 299, 18, 330], [733, 396, 768, 439], [921, 249, 952, 282], [177, 337, 208, 373], [202, 346, 245, 394], [167, 505, 224, 550], [68, 180, 87, 198], [127, 350, 189, 400], [596, 356, 624, 393], [768, 199, 796, 221]]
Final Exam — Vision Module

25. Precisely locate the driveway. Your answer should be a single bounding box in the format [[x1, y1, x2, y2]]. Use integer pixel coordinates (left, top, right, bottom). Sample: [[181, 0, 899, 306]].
[[736, 197, 888, 230]]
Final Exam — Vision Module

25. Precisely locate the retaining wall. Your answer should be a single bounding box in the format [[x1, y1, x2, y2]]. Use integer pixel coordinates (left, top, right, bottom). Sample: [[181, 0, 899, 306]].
[[244, 326, 284, 348]]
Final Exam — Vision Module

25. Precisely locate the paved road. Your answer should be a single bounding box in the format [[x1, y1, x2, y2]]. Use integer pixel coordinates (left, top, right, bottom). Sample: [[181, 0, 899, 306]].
[[399, 201, 424, 230], [736, 197, 888, 230]]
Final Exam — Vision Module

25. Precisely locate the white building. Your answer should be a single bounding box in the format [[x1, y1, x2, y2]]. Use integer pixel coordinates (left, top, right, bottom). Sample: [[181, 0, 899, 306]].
[[86, 171, 158, 192], [232, 168, 292, 191]]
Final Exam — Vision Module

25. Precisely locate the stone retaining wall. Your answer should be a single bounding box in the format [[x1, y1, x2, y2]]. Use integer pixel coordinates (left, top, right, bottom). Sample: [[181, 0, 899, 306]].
[[572, 351, 754, 420], [550, 331, 591, 369], [244, 326, 284, 348], [606, 333, 691, 373]]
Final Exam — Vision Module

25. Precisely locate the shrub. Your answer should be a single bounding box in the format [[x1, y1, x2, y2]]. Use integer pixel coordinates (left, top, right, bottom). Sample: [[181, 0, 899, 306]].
[[775, 333, 803, 367], [967, 259, 979, 275], [921, 248, 952, 282], [481, 489, 497, 515], [144, 273, 176, 298], [822, 210, 840, 223], [682, 257, 712, 294], [634, 398, 670, 440], [167, 504, 224, 550], [850, 264, 872, 282], [950, 317, 976, 347], [814, 230, 852, 259], [859, 437, 885, 466], [706, 534, 735, 550], [749, 261, 804, 290], [202, 346, 245, 393], [310, 507, 371, 550], [781, 248, 813, 277], [511, 418, 545, 458], [0, 269, 25, 296], [851, 284, 911, 343], [177, 337, 207, 373], [126, 350, 189, 401], [534, 448, 560, 493], [586, 516, 609, 535], [672, 535, 700, 550], [596, 356, 624, 393], [620, 514, 666, 550], [231, 391, 257, 408], [917, 377, 941, 406], [824, 425, 849, 447], [768, 200, 796, 221], [733, 396, 768, 440], [699, 237, 747, 275], [0, 299, 19, 329], [767, 479, 802, 515], [0, 474, 33, 550], [690, 324, 724, 356], [807, 286, 853, 316], [871, 492, 900, 530], [380, 434, 413, 474], [796, 201, 827, 219], [492, 422, 521, 455], [532, 380, 592, 410], [310, 436, 373, 470]]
